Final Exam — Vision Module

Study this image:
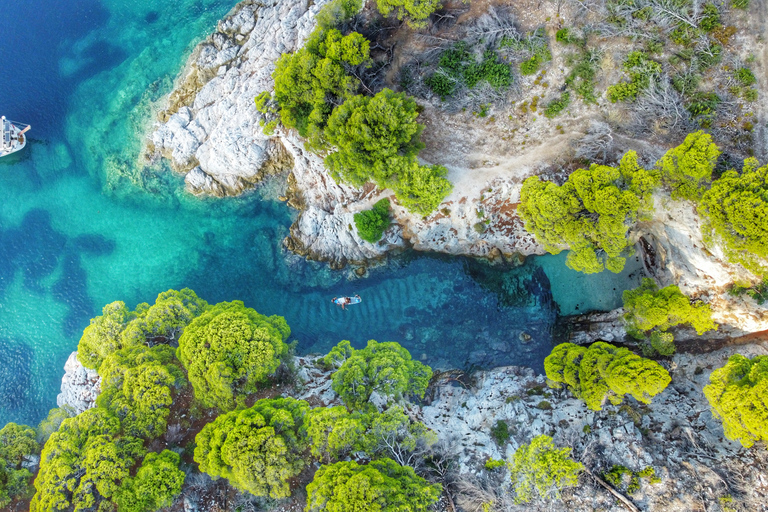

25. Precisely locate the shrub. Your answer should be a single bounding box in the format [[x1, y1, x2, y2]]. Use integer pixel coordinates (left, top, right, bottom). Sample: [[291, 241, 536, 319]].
[[316, 0, 362, 29], [735, 67, 757, 86], [686, 92, 721, 127], [565, 53, 598, 103], [519, 151, 659, 274], [391, 158, 453, 216], [114, 450, 186, 512], [555, 28, 574, 44], [704, 355, 768, 448], [485, 458, 506, 470], [544, 92, 571, 118], [622, 278, 717, 338], [271, 28, 369, 143], [194, 398, 310, 498], [491, 420, 510, 445], [607, 51, 661, 102], [355, 199, 391, 243], [30, 408, 146, 511], [326, 339, 432, 409], [731, 0, 750, 8], [649, 331, 676, 356], [306, 459, 442, 512], [544, 341, 671, 410], [699, 3, 721, 32], [177, 300, 289, 410], [508, 435, 583, 503], [376, 0, 443, 28], [0, 423, 39, 508], [520, 55, 542, 75], [35, 408, 70, 445], [305, 406, 366, 462], [656, 131, 721, 201], [325, 89, 424, 188], [97, 345, 187, 438]]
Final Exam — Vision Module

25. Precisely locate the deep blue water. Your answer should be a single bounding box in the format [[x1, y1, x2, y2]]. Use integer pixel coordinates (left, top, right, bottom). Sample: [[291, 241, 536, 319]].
[[0, 0, 645, 427]]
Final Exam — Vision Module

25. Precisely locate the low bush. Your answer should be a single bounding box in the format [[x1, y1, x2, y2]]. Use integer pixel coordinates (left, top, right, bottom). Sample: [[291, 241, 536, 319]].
[[490, 420, 510, 445], [354, 199, 391, 243], [543, 92, 571, 118], [508, 435, 583, 503]]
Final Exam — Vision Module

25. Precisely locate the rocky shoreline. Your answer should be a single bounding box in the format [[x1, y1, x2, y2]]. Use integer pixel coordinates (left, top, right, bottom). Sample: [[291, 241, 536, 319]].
[[146, 0, 768, 338], [56, 342, 768, 511]]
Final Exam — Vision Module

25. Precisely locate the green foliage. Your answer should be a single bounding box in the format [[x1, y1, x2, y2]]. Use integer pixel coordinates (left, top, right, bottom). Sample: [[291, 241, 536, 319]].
[[508, 435, 583, 503], [544, 92, 571, 118], [649, 331, 676, 356], [114, 450, 185, 512], [555, 28, 575, 44], [355, 199, 392, 243], [703, 354, 768, 447], [731, 0, 750, 9], [328, 339, 432, 409], [0, 423, 39, 508], [36, 408, 70, 445], [622, 278, 717, 337], [120, 288, 208, 347], [306, 405, 434, 463], [31, 408, 146, 511], [306, 406, 366, 461], [699, 3, 721, 32], [519, 151, 659, 274], [607, 51, 661, 102], [325, 89, 424, 187], [735, 67, 757, 87], [0, 423, 38, 466], [316, 0, 363, 29], [391, 158, 453, 216], [194, 397, 310, 498], [544, 341, 671, 410], [177, 300, 289, 410], [520, 55, 542, 75], [491, 420, 510, 445], [97, 344, 186, 438], [565, 51, 598, 103], [657, 131, 721, 201], [427, 43, 512, 95], [701, 158, 768, 275], [485, 458, 505, 470], [77, 301, 134, 370], [376, 0, 443, 29], [602, 465, 657, 494], [77, 289, 207, 370], [271, 28, 370, 142], [686, 92, 721, 127], [464, 50, 513, 89], [305, 458, 442, 512]]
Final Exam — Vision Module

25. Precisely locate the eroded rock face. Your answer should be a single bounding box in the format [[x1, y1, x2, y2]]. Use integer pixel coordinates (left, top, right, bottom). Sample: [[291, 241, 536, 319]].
[[56, 352, 101, 415]]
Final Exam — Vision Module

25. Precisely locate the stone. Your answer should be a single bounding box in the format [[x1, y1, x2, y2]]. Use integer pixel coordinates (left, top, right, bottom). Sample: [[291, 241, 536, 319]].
[[56, 352, 101, 415]]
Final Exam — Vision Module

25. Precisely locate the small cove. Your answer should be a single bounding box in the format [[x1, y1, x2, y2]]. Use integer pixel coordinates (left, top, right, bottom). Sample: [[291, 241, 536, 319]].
[[0, 0, 646, 426]]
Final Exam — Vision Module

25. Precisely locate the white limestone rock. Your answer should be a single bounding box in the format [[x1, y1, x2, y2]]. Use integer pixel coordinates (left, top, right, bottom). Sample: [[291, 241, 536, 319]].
[[56, 352, 101, 415]]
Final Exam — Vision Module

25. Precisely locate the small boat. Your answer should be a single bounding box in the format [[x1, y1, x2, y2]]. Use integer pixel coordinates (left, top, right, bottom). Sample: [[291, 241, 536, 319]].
[[1, 116, 31, 158], [332, 295, 362, 307]]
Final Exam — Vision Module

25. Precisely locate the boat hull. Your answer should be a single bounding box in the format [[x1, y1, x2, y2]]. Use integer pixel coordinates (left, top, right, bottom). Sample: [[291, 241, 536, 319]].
[[1, 117, 30, 157]]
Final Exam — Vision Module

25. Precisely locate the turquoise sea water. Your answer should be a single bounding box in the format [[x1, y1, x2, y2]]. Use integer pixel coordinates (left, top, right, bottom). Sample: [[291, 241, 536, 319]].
[[0, 0, 645, 427]]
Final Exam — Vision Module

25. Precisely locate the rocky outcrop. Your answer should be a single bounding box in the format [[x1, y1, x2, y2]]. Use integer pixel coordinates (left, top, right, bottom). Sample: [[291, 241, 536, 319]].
[[56, 352, 101, 414], [149, 0, 545, 267], [419, 342, 768, 511]]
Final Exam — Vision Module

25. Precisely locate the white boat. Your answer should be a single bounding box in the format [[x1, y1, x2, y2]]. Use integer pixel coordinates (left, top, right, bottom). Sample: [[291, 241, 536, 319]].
[[1, 116, 31, 157]]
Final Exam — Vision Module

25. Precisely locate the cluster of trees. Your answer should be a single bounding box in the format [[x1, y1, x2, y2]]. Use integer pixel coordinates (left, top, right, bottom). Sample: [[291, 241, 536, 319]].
[[376, 0, 443, 28], [622, 277, 717, 355], [0, 423, 38, 507], [521, 131, 768, 280], [544, 341, 671, 410], [519, 150, 659, 274], [257, 7, 452, 217]]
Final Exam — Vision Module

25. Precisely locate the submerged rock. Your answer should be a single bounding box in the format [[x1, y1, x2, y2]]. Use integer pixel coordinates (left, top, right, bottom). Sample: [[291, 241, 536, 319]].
[[56, 352, 101, 415]]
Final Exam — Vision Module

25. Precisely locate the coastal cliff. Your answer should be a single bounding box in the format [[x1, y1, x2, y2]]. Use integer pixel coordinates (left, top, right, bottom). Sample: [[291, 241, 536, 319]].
[[149, 0, 768, 335]]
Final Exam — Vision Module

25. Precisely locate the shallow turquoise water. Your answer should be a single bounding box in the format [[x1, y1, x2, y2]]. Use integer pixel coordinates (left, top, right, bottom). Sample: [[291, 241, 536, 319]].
[[0, 0, 645, 426]]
